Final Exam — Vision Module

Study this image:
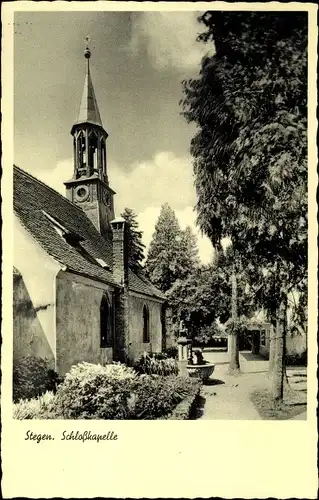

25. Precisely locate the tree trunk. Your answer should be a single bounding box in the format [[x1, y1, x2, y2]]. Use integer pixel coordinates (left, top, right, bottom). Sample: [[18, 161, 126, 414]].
[[268, 323, 276, 377], [271, 298, 287, 401], [228, 332, 240, 373], [228, 268, 240, 373]]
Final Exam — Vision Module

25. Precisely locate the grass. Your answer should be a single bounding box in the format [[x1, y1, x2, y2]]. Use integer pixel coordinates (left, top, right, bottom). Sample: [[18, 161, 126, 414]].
[[250, 386, 307, 420]]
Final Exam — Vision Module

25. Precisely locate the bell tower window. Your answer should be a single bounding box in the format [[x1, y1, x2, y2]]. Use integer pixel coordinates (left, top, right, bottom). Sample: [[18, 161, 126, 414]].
[[76, 131, 87, 178], [88, 129, 98, 176], [101, 138, 106, 181]]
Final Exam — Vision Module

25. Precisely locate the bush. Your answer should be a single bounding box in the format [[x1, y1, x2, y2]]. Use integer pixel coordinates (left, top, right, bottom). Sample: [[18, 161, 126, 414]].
[[131, 375, 201, 419], [13, 391, 57, 420], [165, 346, 178, 359], [13, 362, 202, 420], [13, 356, 62, 402], [53, 362, 136, 419], [133, 353, 178, 376], [226, 318, 248, 337], [285, 350, 307, 366]]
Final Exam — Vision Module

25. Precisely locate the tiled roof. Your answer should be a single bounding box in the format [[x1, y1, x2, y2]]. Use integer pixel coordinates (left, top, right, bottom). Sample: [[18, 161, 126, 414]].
[[129, 271, 166, 300], [13, 166, 165, 300], [14, 165, 116, 285]]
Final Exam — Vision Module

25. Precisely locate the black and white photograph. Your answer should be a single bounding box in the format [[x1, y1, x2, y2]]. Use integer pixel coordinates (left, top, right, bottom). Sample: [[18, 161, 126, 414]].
[[1, 2, 317, 498]]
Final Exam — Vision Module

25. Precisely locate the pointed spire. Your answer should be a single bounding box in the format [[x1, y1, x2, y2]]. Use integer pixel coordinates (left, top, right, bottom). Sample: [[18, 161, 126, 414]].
[[76, 36, 103, 128]]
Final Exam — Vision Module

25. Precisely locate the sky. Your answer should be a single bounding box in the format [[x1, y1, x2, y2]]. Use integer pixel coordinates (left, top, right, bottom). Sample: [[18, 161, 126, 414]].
[[14, 10, 215, 263]]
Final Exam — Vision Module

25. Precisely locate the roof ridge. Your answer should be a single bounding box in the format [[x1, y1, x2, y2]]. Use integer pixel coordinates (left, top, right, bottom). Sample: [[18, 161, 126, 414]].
[[13, 164, 85, 215]]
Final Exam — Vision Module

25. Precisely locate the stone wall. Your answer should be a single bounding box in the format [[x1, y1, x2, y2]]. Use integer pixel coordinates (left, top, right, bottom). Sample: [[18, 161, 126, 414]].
[[13, 216, 60, 368], [13, 271, 55, 367], [259, 325, 307, 359], [127, 293, 163, 363], [56, 271, 114, 375]]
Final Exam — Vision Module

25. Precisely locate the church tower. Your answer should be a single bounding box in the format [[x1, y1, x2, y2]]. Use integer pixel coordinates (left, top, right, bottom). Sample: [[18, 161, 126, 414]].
[[64, 38, 115, 238]]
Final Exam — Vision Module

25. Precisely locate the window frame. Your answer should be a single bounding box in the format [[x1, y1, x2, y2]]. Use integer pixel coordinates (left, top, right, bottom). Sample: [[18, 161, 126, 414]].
[[143, 304, 150, 343], [100, 294, 113, 348]]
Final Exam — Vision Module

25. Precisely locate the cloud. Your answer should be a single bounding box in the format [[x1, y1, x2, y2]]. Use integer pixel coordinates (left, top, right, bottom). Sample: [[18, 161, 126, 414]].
[[34, 151, 196, 214], [110, 151, 196, 214], [34, 158, 73, 196], [128, 12, 215, 73], [32, 150, 214, 263]]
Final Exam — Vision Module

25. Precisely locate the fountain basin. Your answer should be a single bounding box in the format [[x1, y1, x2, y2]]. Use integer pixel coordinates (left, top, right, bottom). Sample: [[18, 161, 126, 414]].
[[186, 363, 215, 381]]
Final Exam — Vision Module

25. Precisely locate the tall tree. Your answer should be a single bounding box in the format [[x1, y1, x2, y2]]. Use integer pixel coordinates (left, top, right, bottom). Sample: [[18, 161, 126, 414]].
[[121, 207, 145, 273], [180, 226, 200, 270], [181, 12, 307, 400], [167, 263, 231, 338], [145, 204, 199, 292]]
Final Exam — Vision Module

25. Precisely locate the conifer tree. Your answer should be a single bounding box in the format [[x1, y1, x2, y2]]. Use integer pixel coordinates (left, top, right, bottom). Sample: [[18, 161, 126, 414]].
[[145, 204, 199, 292], [180, 226, 200, 270], [121, 207, 145, 273]]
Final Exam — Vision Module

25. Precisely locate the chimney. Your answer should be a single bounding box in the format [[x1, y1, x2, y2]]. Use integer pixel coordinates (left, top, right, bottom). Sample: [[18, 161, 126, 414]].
[[110, 217, 128, 286]]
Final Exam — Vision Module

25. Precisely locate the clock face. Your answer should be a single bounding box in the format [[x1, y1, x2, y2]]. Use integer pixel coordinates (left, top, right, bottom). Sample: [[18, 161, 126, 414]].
[[74, 185, 89, 202]]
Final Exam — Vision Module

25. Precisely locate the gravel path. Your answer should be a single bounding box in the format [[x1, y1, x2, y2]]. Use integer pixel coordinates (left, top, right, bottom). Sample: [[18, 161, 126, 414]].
[[194, 350, 306, 420]]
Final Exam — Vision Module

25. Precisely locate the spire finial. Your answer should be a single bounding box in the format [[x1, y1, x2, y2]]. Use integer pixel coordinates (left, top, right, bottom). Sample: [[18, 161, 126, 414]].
[[84, 35, 91, 59]]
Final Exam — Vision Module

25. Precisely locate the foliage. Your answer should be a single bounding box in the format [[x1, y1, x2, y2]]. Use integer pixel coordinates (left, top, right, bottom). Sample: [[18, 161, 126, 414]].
[[133, 353, 178, 376], [180, 11, 307, 312], [225, 318, 249, 337], [102, 361, 137, 379], [14, 362, 201, 421], [287, 290, 307, 337], [158, 378, 202, 420], [145, 203, 199, 292], [167, 264, 229, 338], [194, 322, 226, 345], [13, 356, 62, 403], [181, 226, 201, 269], [131, 375, 201, 420], [53, 362, 136, 419], [167, 252, 255, 339], [13, 391, 58, 420], [121, 207, 146, 272], [285, 351, 307, 367], [181, 11, 307, 396], [165, 345, 178, 359]]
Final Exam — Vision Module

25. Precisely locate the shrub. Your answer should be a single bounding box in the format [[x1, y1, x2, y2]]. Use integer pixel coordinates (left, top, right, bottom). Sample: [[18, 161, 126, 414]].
[[131, 375, 201, 419], [226, 318, 248, 337], [152, 352, 168, 360], [133, 353, 178, 376], [13, 356, 61, 402], [285, 351, 307, 366], [12, 362, 202, 420], [103, 361, 137, 379], [53, 362, 136, 419], [13, 391, 58, 420], [165, 346, 178, 359]]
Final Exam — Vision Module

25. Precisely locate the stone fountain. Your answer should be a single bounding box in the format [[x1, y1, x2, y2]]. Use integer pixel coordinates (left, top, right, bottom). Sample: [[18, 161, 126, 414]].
[[177, 320, 215, 381]]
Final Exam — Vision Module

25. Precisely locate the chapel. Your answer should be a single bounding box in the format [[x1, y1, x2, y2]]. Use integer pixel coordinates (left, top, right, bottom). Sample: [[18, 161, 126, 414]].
[[13, 43, 171, 375]]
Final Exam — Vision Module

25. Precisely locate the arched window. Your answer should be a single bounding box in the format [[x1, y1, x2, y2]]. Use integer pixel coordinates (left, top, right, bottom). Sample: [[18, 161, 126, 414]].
[[100, 295, 112, 348], [143, 304, 150, 343]]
